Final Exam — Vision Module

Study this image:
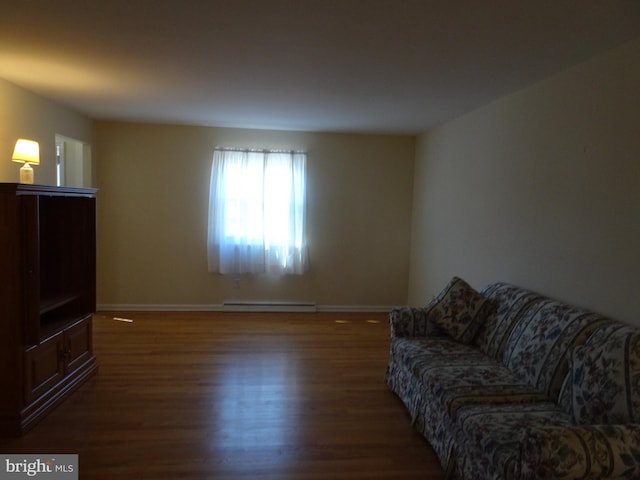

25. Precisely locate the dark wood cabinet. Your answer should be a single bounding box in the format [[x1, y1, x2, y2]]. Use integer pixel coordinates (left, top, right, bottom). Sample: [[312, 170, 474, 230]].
[[0, 183, 97, 436]]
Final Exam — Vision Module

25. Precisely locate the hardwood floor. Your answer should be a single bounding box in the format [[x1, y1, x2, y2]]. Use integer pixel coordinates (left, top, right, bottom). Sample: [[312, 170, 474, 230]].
[[0, 312, 445, 479]]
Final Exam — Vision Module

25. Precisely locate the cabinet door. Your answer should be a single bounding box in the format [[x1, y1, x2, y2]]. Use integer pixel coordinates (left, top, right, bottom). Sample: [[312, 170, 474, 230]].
[[24, 332, 64, 404], [64, 316, 93, 375]]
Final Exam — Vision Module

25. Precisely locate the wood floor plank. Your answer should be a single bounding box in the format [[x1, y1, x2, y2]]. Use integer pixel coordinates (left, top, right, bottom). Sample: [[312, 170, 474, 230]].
[[0, 311, 445, 479]]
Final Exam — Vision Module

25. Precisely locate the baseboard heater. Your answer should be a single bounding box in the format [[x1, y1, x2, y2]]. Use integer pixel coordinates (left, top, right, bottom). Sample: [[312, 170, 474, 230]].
[[222, 301, 317, 313]]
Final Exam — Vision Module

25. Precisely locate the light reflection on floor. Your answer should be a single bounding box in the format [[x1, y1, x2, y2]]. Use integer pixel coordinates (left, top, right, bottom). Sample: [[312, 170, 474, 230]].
[[208, 318, 383, 474], [211, 350, 300, 467]]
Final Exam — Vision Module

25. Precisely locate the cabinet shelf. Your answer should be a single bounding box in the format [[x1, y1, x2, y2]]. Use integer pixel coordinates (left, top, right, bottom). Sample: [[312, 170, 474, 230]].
[[40, 294, 81, 315]]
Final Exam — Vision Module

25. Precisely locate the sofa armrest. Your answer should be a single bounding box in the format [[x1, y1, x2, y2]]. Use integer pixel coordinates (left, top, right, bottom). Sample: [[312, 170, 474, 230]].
[[519, 424, 640, 479], [389, 306, 440, 338]]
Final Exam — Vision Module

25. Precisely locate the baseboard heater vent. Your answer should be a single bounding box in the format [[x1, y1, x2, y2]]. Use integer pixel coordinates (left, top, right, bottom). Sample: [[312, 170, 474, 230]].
[[222, 301, 317, 313]]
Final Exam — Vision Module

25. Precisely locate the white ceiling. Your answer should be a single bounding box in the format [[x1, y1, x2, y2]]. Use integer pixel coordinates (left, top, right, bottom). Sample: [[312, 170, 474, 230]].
[[1, 0, 640, 134]]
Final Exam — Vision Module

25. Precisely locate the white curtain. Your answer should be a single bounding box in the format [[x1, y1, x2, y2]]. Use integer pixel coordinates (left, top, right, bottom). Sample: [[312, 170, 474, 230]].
[[207, 148, 308, 275]]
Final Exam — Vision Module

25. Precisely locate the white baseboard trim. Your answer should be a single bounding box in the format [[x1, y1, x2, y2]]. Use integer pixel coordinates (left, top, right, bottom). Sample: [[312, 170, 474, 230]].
[[97, 304, 225, 312], [96, 304, 395, 313]]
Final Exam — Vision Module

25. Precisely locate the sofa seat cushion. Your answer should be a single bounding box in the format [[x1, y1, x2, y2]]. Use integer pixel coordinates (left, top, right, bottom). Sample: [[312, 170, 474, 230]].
[[454, 403, 574, 480], [571, 332, 640, 424], [391, 336, 486, 371], [393, 335, 557, 423], [417, 358, 551, 419], [386, 336, 482, 424]]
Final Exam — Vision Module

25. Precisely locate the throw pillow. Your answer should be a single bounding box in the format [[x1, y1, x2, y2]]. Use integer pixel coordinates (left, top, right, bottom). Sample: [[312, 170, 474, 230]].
[[571, 333, 640, 424], [426, 276, 492, 344]]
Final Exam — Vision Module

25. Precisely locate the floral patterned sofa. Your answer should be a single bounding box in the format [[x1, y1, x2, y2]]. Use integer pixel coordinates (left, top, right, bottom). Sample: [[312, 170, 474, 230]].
[[386, 277, 640, 479]]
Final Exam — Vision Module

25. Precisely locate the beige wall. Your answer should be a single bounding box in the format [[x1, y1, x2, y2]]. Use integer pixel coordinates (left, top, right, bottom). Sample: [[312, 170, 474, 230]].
[[95, 121, 415, 310], [8, 34, 638, 319], [0, 78, 93, 185], [409, 37, 640, 325]]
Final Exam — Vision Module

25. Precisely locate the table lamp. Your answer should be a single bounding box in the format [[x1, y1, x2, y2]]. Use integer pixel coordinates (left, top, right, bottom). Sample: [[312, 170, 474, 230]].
[[12, 139, 40, 184]]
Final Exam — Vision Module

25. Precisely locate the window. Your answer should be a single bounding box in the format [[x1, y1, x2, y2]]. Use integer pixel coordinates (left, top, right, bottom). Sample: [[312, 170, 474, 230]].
[[207, 148, 308, 275]]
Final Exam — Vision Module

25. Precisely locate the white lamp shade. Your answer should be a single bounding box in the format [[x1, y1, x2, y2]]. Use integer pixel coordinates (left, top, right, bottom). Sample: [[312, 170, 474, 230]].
[[12, 139, 40, 165]]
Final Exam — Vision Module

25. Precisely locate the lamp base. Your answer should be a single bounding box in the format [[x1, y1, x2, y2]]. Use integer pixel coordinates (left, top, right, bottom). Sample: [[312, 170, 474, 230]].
[[19, 163, 34, 184]]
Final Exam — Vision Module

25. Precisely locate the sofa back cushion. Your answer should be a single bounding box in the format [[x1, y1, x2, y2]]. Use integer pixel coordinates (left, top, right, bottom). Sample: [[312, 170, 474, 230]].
[[556, 323, 637, 415], [475, 283, 545, 360], [501, 299, 612, 402], [571, 329, 640, 424]]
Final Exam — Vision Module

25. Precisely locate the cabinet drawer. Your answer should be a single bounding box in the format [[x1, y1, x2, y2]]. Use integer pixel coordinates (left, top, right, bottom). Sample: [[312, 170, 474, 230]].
[[24, 333, 64, 404]]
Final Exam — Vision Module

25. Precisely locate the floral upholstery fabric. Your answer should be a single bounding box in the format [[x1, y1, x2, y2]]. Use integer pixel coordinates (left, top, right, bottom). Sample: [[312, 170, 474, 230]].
[[386, 281, 640, 480], [426, 277, 494, 344], [571, 332, 640, 424], [386, 335, 490, 464], [475, 282, 544, 360], [581, 323, 639, 348], [500, 300, 612, 403], [387, 335, 552, 473], [455, 403, 574, 480], [388, 304, 441, 338], [519, 424, 640, 479], [557, 324, 639, 415]]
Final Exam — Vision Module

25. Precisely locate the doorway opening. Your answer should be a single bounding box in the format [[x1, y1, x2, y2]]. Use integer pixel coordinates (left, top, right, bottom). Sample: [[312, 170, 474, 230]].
[[55, 135, 92, 187]]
